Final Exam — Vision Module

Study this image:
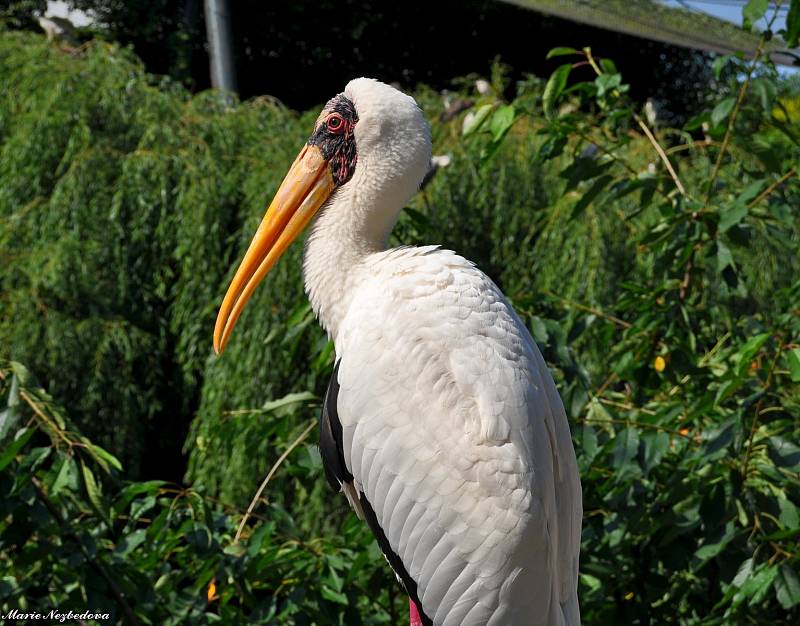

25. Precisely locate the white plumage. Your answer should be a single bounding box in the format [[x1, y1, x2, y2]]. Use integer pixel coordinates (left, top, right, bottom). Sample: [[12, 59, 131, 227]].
[[334, 247, 581, 626], [216, 78, 582, 625]]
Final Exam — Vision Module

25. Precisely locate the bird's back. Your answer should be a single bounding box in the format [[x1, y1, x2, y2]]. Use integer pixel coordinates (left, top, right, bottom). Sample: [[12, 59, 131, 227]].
[[330, 246, 581, 626]]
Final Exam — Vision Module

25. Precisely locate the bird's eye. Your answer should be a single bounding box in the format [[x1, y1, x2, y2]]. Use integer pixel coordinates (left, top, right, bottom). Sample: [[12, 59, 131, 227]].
[[326, 114, 344, 133]]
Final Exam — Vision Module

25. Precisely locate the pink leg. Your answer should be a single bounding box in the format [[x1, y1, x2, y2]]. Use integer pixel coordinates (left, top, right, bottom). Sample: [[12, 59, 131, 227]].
[[409, 597, 423, 626]]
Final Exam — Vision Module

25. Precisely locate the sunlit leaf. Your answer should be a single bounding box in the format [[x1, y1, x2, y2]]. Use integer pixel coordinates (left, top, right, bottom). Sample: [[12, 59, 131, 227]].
[[490, 104, 516, 142], [87, 443, 123, 473], [462, 104, 493, 136], [543, 64, 571, 119], [735, 333, 771, 377], [546, 46, 579, 59]]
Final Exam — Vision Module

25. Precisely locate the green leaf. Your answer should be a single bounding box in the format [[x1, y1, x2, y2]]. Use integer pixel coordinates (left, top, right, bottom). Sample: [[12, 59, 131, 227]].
[[684, 111, 710, 131], [51, 455, 79, 495], [643, 432, 670, 471], [718, 203, 748, 232], [769, 436, 800, 469], [775, 564, 800, 609], [716, 239, 735, 273], [87, 443, 123, 473], [81, 461, 108, 523], [750, 78, 776, 112], [778, 497, 799, 529], [0, 427, 34, 472], [742, 0, 769, 30], [613, 427, 640, 476], [0, 371, 21, 443], [711, 97, 736, 128], [570, 175, 613, 220], [735, 332, 771, 376], [735, 564, 778, 606], [787, 0, 800, 47], [785, 348, 800, 382], [738, 180, 765, 204], [712, 55, 733, 80], [715, 379, 743, 406], [321, 585, 349, 605], [580, 425, 598, 461], [462, 104, 493, 137], [260, 391, 317, 414], [529, 316, 547, 344], [580, 573, 602, 591], [543, 64, 571, 119], [695, 527, 735, 561], [489, 104, 516, 142], [599, 58, 618, 74], [733, 558, 754, 588], [114, 528, 147, 557], [546, 46, 579, 59], [595, 73, 622, 99]]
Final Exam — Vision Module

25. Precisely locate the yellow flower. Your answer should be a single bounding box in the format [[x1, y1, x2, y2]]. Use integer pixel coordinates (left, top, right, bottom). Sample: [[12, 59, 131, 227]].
[[207, 578, 217, 602], [654, 356, 666, 372]]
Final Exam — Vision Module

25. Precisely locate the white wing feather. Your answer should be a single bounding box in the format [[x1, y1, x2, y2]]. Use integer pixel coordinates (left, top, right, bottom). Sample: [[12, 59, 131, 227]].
[[334, 246, 582, 626]]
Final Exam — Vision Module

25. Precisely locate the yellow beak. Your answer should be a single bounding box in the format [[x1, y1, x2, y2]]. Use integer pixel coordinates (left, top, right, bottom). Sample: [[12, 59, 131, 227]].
[[213, 144, 334, 354]]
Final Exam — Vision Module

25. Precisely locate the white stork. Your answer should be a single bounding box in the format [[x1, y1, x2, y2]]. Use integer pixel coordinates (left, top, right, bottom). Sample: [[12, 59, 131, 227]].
[[214, 78, 582, 626]]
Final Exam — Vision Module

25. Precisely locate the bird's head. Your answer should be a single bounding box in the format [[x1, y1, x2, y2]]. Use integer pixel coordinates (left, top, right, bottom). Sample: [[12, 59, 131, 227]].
[[213, 78, 431, 354]]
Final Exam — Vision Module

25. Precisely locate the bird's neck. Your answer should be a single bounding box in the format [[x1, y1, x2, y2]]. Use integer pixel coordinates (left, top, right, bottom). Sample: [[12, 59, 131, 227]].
[[303, 178, 402, 341]]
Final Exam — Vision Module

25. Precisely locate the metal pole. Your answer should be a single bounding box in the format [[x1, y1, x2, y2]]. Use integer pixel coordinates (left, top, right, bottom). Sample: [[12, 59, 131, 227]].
[[203, 0, 237, 93]]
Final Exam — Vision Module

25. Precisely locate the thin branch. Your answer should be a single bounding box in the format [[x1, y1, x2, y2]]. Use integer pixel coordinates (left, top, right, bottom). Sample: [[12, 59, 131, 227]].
[[633, 113, 686, 196], [542, 289, 632, 328], [598, 398, 657, 415], [706, 38, 766, 205], [594, 372, 619, 398], [665, 139, 714, 155], [234, 420, 317, 543], [577, 130, 638, 178], [747, 168, 797, 208], [580, 416, 695, 440]]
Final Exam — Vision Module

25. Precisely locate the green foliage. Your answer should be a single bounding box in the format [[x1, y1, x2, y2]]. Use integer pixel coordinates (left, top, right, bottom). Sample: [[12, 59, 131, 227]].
[[467, 43, 800, 624], [0, 29, 310, 477], [1, 27, 799, 625], [0, 362, 398, 624]]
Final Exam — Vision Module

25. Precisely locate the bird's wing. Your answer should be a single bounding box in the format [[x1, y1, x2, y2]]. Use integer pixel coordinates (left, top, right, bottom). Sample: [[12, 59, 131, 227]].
[[327, 247, 581, 626]]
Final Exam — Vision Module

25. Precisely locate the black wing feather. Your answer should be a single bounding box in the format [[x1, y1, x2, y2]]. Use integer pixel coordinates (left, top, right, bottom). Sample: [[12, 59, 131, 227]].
[[319, 360, 353, 490], [318, 359, 433, 626]]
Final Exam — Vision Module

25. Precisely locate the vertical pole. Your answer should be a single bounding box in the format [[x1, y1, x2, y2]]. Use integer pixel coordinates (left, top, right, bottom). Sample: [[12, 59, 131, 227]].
[[203, 0, 237, 93]]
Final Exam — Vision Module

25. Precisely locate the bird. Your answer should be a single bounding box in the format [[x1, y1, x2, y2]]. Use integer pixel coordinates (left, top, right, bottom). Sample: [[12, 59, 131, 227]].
[[213, 78, 582, 626]]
